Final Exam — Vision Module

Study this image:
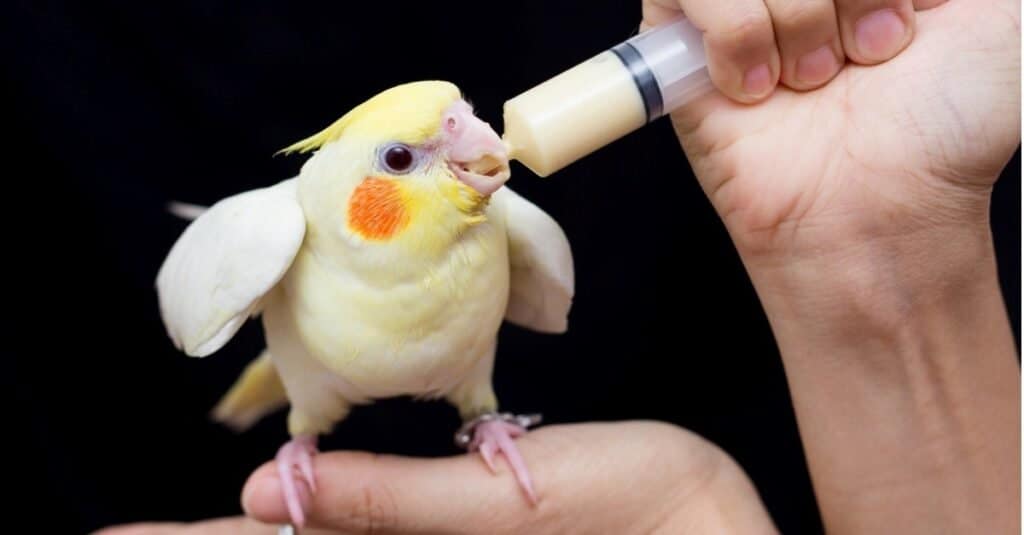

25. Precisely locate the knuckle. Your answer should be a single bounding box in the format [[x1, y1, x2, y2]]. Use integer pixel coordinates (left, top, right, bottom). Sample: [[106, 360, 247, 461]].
[[364, 481, 401, 534], [354, 480, 400, 534], [330, 455, 401, 535], [713, 8, 774, 48], [836, 0, 907, 17], [771, 0, 833, 33]]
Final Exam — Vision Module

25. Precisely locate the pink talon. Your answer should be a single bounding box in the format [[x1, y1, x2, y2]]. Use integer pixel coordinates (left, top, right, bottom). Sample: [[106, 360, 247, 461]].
[[478, 439, 498, 473], [275, 435, 318, 527], [468, 419, 537, 504]]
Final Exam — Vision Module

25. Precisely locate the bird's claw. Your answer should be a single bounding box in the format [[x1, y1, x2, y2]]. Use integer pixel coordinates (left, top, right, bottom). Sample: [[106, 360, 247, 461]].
[[454, 412, 541, 447], [275, 435, 318, 528], [455, 412, 541, 504]]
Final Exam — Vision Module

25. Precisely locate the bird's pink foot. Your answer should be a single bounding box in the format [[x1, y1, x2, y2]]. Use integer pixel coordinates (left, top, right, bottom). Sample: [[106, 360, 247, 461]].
[[275, 435, 318, 528], [457, 413, 541, 504]]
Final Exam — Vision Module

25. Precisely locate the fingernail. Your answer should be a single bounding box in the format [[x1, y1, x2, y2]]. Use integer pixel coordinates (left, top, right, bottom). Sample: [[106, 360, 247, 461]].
[[796, 44, 839, 85], [854, 9, 907, 61], [743, 64, 772, 98]]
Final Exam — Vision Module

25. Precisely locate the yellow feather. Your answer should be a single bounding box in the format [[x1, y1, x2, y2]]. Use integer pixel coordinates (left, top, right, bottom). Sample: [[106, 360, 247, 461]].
[[211, 351, 287, 431], [280, 80, 461, 154]]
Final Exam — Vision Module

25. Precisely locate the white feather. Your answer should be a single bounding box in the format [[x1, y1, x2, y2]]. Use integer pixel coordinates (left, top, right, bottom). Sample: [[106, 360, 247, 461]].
[[156, 178, 306, 357], [494, 187, 575, 333]]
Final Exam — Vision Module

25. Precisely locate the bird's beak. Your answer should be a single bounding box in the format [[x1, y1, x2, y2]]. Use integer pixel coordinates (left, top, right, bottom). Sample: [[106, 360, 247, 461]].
[[442, 100, 510, 196]]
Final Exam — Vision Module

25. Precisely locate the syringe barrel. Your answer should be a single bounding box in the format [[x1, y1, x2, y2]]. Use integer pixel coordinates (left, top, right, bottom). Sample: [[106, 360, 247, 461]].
[[502, 16, 710, 177], [614, 16, 710, 121]]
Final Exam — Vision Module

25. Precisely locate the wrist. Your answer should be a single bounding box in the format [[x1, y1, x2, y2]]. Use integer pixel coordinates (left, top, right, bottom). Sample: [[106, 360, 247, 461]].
[[743, 216, 1000, 346], [741, 218, 1021, 533]]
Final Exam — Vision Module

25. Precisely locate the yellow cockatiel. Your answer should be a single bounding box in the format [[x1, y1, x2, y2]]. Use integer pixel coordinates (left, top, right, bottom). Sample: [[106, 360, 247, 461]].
[[156, 81, 574, 527]]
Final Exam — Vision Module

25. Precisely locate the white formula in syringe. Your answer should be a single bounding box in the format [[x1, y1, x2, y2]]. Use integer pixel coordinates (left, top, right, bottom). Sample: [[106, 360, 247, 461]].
[[503, 16, 712, 177]]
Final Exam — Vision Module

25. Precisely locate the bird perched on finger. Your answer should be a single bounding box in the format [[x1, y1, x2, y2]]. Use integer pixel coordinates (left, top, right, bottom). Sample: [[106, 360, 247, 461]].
[[156, 81, 574, 528]]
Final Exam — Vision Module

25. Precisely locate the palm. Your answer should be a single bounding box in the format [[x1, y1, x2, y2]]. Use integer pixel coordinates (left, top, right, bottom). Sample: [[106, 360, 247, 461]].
[[672, 1, 1019, 259]]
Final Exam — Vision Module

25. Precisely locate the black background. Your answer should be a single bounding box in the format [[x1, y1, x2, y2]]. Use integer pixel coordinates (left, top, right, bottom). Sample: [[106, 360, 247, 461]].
[[3, 2, 1019, 534]]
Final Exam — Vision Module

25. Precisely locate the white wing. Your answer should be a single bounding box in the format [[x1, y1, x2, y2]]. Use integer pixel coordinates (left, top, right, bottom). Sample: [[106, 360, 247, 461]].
[[156, 179, 305, 357], [494, 187, 575, 333]]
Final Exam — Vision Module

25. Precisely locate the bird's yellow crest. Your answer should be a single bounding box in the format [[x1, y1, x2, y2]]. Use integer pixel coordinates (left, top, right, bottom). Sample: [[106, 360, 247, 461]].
[[281, 81, 461, 154]]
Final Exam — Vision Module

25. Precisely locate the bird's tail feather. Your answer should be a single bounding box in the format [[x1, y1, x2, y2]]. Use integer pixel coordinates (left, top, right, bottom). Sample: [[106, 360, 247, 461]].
[[211, 350, 288, 431], [167, 201, 208, 220]]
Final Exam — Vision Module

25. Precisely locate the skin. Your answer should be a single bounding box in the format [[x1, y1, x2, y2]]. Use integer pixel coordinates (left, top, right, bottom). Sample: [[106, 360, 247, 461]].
[[650, 0, 1021, 532], [97, 0, 1020, 532], [99, 423, 777, 535]]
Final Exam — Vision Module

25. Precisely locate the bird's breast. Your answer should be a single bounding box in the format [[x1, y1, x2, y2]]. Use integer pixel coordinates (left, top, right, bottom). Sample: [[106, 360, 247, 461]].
[[275, 221, 510, 399]]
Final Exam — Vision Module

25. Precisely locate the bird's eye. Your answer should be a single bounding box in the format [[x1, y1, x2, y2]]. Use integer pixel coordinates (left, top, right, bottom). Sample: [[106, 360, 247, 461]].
[[381, 144, 415, 174]]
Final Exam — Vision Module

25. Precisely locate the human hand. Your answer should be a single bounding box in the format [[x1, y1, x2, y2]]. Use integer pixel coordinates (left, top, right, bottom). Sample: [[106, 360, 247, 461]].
[[96, 422, 777, 534], [642, 2, 1021, 533], [643, 0, 1019, 271]]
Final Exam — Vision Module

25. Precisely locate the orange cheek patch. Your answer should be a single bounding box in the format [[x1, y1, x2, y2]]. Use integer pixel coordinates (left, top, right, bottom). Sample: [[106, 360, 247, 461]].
[[347, 177, 410, 240]]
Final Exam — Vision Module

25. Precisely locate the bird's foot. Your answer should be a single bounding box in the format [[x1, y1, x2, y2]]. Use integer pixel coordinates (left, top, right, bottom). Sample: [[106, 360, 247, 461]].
[[455, 413, 541, 504], [275, 434, 318, 528]]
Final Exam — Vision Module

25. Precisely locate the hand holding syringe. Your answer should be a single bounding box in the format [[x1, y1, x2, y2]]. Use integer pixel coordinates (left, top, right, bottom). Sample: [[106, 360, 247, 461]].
[[499, 3, 1022, 535]]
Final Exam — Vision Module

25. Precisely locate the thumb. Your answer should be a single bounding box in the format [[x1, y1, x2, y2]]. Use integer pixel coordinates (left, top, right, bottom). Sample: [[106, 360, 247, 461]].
[[241, 440, 545, 534], [91, 516, 336, 534], [241, 422, 740, 534]]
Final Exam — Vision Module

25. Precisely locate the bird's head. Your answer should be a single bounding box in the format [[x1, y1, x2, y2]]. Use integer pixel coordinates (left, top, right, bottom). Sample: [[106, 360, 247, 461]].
[[285, 81, 510, 254]]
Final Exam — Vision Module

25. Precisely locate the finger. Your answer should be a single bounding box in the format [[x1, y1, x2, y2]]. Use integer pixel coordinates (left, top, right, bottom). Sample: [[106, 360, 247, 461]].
[[641, 0, 683, 29], [91, 523, 189, 535], [91, 517, 311, 535], [763, 0, 844, 90], [243, 449, 537, 534], [835, 0, 916, 64], [913, 0, 948, 9], [652, 0, 782, 103], [243, 422, 766, 535]]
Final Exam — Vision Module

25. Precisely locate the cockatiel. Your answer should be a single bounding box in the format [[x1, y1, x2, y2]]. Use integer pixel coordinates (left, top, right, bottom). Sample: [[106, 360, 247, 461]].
[[156, 81, 574, 527]]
